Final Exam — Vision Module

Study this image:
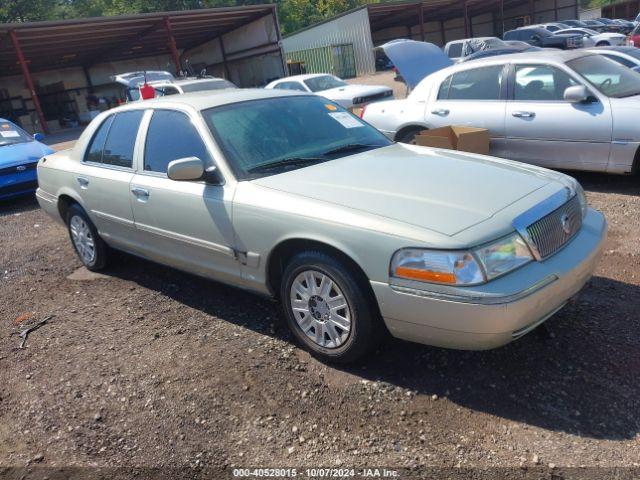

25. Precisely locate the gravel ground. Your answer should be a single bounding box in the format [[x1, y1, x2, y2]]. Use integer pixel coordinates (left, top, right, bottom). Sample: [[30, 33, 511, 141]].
[[1, 174, 639, 478]]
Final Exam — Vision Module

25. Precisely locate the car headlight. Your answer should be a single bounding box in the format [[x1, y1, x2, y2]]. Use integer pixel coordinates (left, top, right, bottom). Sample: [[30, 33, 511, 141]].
[[575, 181, 588, 218], [474, 232, 533, 280], [390, 249, 484, 285], [391, 233, 534, 286]]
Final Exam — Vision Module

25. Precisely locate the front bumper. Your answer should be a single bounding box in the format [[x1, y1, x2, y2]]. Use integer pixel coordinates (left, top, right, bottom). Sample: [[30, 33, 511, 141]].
[[371, 208, 607, 350], [0, 167, 37, 200]]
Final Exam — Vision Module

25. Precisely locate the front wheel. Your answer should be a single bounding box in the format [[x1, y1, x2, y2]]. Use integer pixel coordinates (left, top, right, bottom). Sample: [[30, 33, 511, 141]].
[[280, 251, 382, 363], [66, 204, 108, 271], [596, 41, 609, 46]]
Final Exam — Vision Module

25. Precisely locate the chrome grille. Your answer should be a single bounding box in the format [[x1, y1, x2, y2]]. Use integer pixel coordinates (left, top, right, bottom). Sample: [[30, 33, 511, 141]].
[[525, 195, 582, 259]]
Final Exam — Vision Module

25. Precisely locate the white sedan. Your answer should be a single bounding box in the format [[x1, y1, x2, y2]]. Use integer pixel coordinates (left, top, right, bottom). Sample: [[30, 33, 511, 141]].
[[265, 74, 393, 109], [363, 49, 640, 174], [555, 27, 627, 47]]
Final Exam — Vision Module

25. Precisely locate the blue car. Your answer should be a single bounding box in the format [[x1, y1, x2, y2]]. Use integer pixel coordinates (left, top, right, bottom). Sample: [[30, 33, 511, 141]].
[[0, 119, 55, 200]]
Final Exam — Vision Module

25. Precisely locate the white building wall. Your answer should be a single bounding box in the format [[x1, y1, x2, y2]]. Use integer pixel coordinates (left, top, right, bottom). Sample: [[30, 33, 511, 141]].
[[282, 8, 376, 76]]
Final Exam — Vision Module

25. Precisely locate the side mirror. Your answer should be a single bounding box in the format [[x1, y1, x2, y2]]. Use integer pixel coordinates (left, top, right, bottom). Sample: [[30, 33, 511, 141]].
[[167, 157, 205, 181], [632, 65, 640, 73], [563, 85, 591, 103], [34, 132, 45, 142]]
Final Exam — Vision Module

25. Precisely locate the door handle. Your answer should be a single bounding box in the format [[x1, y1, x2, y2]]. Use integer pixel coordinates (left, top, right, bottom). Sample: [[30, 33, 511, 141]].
[[77, 176, 89, 189], [131, 187, 149, 198], [512, 111, 535, 118], [431, 109, 450, 116]]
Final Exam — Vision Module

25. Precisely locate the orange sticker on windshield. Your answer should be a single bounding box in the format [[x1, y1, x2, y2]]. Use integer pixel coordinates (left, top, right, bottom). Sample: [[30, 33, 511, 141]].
[[325, 104, 337, 111]]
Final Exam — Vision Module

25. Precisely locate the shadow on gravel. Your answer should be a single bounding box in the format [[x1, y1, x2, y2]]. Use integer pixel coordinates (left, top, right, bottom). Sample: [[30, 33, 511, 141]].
[[105, 252, 639, 442], [341, 275, 640, 442], [572, 171, 640, 196], [0, 194, 39, 217]]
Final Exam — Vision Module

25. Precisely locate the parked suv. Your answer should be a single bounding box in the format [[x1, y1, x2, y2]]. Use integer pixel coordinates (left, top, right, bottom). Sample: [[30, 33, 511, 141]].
[[504, 27, 583, 49]]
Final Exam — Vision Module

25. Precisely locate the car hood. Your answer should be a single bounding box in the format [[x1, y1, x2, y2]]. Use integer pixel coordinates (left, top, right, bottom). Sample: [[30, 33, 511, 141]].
[[0, 141, 54, 168], [377, 39, 453, 89], [319, 84, 392, 100], [252, 144, 558, 237]]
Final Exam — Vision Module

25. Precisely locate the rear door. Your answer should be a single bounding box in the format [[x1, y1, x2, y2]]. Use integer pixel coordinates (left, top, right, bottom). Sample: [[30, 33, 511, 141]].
[[504, 62, 612, 171], [129, 108, 239, 284], [75, 110, 144, 249], [425, 64, 508, 157]]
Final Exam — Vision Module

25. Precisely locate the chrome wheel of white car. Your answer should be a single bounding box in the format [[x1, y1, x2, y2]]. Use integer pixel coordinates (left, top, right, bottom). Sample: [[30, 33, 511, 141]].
[[281, 251, 384, 363], [70, 215, 96, 265], [290, 270, 352, 349], [66, 204, 108, 271]]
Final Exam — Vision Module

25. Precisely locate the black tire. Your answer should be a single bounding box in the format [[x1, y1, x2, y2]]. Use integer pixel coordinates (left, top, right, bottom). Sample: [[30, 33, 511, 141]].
[[397, 128, 423, 144], [280, 251, 382, 363], [66, 204, 108, 271], [595, 41, 609, 46]]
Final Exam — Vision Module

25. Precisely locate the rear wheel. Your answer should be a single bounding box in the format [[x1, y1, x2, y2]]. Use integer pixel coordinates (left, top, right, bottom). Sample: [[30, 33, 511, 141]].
[[66, 204, 108, 271], [280, 251, 381, 363], [596, 41, 609, 46]]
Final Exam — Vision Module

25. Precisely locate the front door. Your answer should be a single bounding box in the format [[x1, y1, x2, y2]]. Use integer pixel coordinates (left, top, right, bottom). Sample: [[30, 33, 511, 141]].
[[504, 63, 612, 171], [129, 109, 239, 285], [75, 110, 144, 249], [425, 64, 508, 157]]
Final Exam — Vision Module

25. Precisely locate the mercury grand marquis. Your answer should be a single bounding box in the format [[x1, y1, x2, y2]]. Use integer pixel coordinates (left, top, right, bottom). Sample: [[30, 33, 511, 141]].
[[36, 89, 607, 362]]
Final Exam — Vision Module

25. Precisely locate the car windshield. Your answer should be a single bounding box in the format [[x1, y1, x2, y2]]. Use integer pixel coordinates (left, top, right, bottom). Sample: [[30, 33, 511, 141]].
[[0, 121, 33, 147], [303, 75, 347, 92], [567, 54, 640, 98], [534, 28, 552, 37], [203, 95, 391, 179], [179, 80, 236, 92]]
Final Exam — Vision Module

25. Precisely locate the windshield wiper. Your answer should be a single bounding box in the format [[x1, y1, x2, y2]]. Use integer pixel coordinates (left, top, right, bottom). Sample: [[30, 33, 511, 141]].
[[321, 143, 386, 156], [247, 156, 327, 173]]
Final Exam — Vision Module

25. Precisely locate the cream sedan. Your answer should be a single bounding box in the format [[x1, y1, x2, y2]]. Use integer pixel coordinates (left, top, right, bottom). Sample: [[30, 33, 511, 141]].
[[36, 89, 606, 363]]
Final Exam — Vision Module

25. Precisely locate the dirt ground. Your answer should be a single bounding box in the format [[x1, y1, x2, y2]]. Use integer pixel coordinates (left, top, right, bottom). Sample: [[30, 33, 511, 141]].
[[1, 78, 640, 479], [2, 173, 639, 480]]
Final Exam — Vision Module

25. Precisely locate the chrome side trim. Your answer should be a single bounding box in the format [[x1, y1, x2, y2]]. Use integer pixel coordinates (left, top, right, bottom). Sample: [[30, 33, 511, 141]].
[[135, 222, 234, 257], [513, 187, 573, 260], [35, 188, 56, 204], [388, 274, 557, 305], [511, 302, 566, 339], [92, 210, 135, 227]]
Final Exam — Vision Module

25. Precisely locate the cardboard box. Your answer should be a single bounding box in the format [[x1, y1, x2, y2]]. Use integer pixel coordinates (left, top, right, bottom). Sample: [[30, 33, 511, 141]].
[[413, 126, 490, 155]]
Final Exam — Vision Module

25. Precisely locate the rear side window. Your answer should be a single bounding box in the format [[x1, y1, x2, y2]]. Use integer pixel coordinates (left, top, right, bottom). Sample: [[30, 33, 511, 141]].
[[447, 43, 463, 58], [437, 75, 452, 99], [85, 115, 114, 164], [144, 110, 211, 174], [275, 81, 307, 91], [102, 111, 144, 168], [443, 65, 504, 100]]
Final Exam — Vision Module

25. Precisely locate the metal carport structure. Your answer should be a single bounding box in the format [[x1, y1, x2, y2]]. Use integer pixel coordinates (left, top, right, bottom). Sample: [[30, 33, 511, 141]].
[[0, 5, 286, 133], [282, 0, 579, 77]]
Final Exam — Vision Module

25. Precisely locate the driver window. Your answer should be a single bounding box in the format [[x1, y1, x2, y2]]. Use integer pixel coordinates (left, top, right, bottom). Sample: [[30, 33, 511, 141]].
[[514, 65, 578, 101], [144, 110, 211, 174]]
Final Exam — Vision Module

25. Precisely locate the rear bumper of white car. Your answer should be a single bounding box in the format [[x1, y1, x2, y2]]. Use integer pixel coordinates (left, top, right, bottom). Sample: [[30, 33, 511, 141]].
[[371, 208, 607, 350]]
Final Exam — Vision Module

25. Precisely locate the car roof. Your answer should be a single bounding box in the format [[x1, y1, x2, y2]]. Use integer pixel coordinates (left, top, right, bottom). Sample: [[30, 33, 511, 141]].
[[274, 73, 334, 82], [589, 45, 638, 53], [171, 77, 228, 86], [113, 88, 306, 112], [464, 48, 592, 65]]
